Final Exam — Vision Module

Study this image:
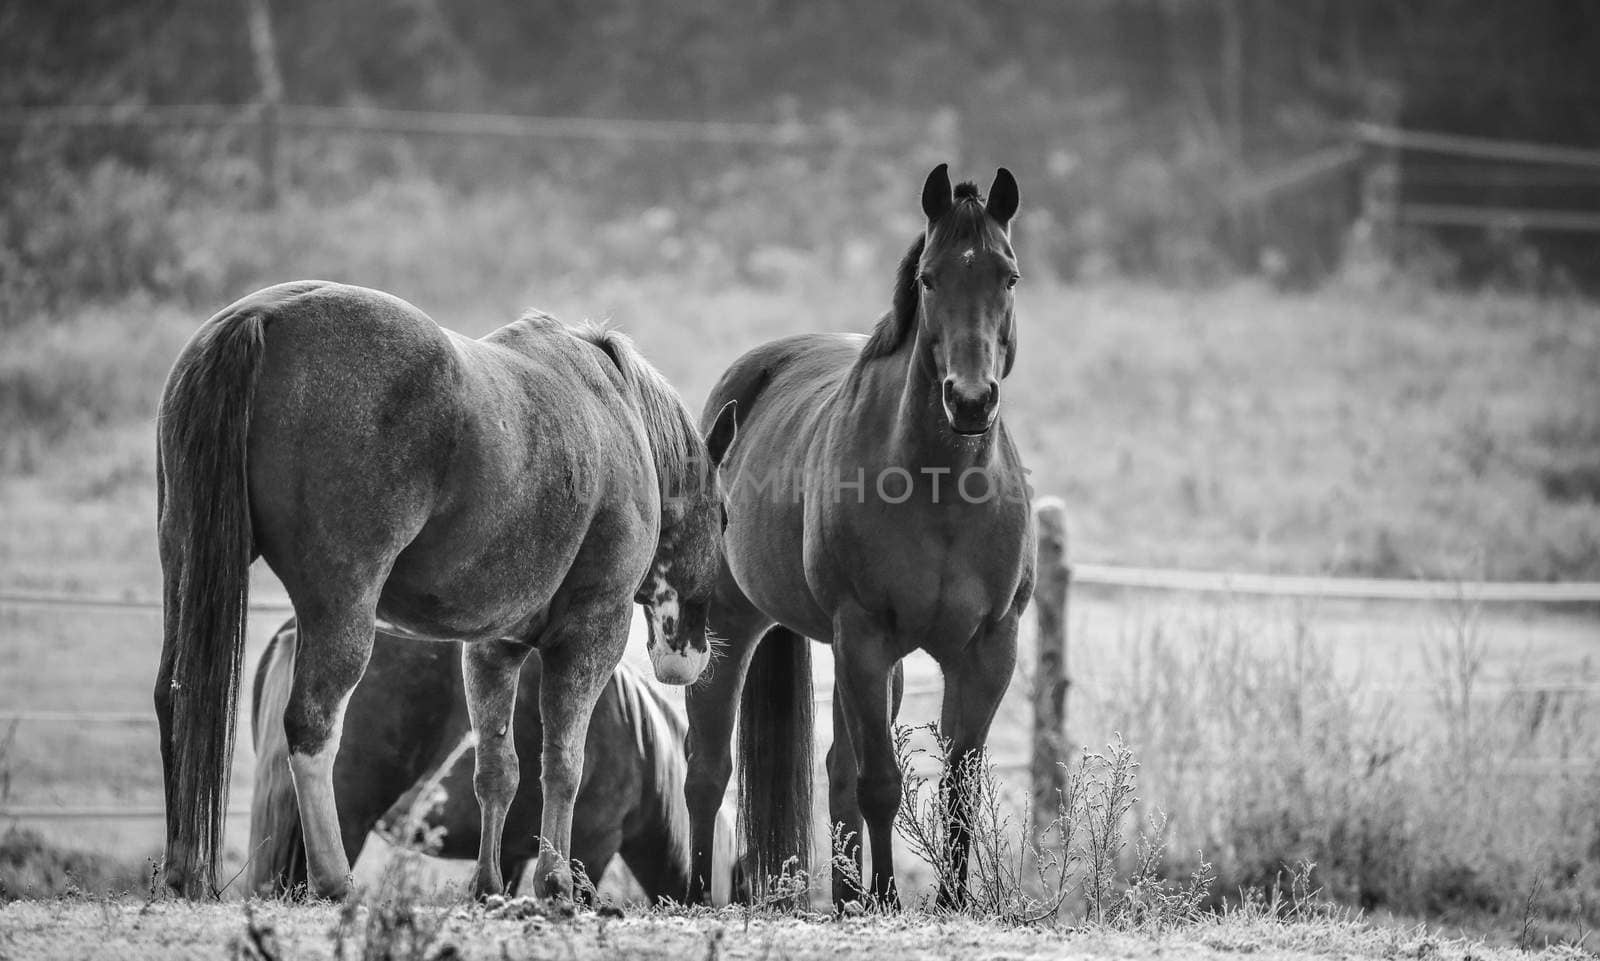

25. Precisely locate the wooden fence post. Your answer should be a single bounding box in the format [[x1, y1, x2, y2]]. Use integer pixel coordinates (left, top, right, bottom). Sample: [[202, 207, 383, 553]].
[[246, 0, 285, 207], [1031, 497, 1071, 845], [1356, 83, 1402, 264]]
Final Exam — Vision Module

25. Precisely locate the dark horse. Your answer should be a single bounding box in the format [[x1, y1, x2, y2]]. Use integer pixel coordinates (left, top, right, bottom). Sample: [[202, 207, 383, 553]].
[[248, 620, 745, 903], [155, 281, 736, 900], [683, 166, 1033, 908]]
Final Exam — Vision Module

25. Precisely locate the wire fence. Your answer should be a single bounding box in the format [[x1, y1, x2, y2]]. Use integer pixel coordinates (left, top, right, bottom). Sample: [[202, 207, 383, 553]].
[[4, 559, 1597, 825], [1350, 121, 1600, 239], [0, 103, 907, 147]]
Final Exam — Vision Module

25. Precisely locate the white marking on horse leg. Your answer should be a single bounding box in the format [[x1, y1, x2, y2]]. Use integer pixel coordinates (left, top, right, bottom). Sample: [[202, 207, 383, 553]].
[[712, 802, 738, 906], [287, 693, 352, 899]]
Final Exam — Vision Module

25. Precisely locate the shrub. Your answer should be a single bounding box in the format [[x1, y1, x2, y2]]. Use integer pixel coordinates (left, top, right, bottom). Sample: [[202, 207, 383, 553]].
[[0, 827, 148, 900]]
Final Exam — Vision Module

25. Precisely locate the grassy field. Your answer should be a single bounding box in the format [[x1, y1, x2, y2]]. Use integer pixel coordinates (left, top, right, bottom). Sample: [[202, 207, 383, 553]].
[[5, 273, 1600, 590], [0, 898, 1592, 961], [2, 164, 1598, 943]]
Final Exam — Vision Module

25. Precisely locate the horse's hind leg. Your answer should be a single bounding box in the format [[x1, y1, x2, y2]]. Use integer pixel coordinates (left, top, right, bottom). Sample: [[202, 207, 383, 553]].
[[933, 611, 1018, 910], [683, 601, 770, 904], [282, 598, 379, 900], [462, 638, 535, 899]]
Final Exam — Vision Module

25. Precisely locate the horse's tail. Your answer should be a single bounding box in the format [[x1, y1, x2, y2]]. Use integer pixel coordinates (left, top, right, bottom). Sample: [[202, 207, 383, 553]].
[[156, 305, 268, 898], [736, 626, 814, 895], [246, 624, 307, 895]]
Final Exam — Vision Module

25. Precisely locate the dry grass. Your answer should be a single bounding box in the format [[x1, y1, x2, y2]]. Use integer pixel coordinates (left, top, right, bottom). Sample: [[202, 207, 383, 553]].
[[1068, 593, 1600, 939], [0, 898, 1593, 961]]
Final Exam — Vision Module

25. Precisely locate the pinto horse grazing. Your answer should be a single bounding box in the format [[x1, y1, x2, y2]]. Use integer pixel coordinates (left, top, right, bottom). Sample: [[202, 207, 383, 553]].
[[155, 281, 736, 901], [249, 620, 745, 904], [684, 166, 1033, 909]]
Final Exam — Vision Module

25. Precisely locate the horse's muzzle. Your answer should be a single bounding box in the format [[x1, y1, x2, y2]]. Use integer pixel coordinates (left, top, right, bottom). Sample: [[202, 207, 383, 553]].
[[649, 642, 708, 685], [942, 378, 999, 435]]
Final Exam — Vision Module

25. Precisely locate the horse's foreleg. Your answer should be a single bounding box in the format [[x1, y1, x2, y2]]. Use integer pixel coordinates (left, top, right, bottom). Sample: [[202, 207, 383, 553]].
[[934, 611, 1018, 911], [827, 660, 903, 907], [283, 605, 378, 901], [833, 608, 901, 909], [463, 638, 535, 900], [826, 691, 864, 906], [528, 602, 632, 901]]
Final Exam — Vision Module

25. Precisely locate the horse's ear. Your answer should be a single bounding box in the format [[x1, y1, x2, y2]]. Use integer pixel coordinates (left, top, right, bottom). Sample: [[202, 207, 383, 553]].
[[921, 163, 952, 222], [705, 400, 738, 467], [987, 167, 1019, 228]]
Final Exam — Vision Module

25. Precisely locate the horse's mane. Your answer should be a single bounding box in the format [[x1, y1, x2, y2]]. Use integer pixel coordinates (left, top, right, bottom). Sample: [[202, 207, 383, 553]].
[[859, 182, 993, 361], [612, 664, 691, 874], [573, 323, 706, 495]]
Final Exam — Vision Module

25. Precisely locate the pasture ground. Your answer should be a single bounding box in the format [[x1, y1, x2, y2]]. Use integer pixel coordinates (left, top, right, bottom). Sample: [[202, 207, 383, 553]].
[[1, 899, 1590, 961], [3, 197, 1598, 940]]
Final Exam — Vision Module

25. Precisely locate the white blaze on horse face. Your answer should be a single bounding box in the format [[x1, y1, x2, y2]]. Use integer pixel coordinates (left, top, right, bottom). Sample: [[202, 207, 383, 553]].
[[644, 562, 707, 685]]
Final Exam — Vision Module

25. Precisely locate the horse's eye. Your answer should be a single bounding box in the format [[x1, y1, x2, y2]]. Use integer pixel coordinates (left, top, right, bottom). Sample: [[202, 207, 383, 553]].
[[719, 503, 729, 532], [919, 273, 934, 291], [1007, 273, 1020, 289]]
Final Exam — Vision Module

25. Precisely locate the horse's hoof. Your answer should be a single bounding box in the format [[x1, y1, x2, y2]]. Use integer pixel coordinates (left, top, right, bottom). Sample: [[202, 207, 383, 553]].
[[310, 885, 350, 903], [471, 878, 506, 904], [536, 870, 574, 904]]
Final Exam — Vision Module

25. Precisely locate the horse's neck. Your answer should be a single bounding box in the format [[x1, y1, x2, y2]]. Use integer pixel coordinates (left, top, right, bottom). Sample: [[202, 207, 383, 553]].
[[625, 760, 695, 899], [849, 331, 999, 472], [614, 678, 695, 900]]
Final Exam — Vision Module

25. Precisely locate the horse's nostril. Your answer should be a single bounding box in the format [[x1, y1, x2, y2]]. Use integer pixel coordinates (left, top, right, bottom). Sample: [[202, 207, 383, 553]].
[[663, 616, 677, 636], [941, 378, 957, 405]]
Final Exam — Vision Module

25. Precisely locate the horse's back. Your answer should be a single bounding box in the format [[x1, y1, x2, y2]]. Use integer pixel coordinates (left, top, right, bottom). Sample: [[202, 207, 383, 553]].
[[703, 332, 864, 435]]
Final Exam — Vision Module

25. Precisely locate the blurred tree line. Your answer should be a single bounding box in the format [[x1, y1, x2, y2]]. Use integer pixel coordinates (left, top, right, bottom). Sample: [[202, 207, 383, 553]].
[[3, 0, 1598, 295]]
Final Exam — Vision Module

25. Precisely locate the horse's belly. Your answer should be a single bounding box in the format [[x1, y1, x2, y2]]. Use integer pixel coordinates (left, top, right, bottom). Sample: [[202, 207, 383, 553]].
[[812, 505, 1029, 657], [724, 496, 833, 639], [379, 541, 567, 642]]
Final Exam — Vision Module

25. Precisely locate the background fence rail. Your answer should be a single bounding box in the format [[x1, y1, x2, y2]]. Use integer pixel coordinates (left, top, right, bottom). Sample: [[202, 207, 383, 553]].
[[0, 103, 906, 146], [5, 521, 1598, 827]]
